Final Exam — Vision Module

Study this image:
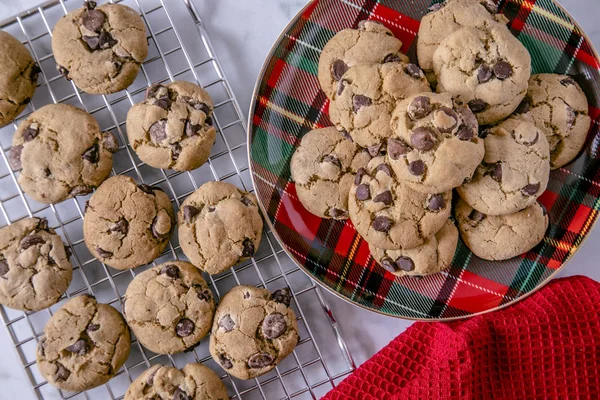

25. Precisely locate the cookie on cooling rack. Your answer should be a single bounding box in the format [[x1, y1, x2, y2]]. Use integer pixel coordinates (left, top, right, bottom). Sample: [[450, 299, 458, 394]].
[[0, 31, 40, 127], [123, 261, 215, 354], [125, 363, 228, 400], [52, 1, 148, 94], [0, 217, 72, 311], [126, 81, 216, 171], [210, 286, 299, 380], [36, 295, 131, 392], [8, 103, 118, 204]]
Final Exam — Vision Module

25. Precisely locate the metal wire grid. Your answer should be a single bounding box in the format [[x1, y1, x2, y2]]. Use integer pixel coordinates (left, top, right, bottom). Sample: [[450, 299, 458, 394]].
[[0, 0, 356, 398]]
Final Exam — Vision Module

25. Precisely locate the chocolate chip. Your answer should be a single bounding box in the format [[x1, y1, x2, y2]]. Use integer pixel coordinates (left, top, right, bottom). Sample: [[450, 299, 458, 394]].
[[458, 106, 478, 131], [272, 288, 291, 306], [172, 143, 182, 161], [160, 264, 179, 278], [218, 314, 235, 332], [561, 77, 575, 86], [183, 205, 200, 223], [244, 291, 251, 299], [218, 353, 233, 369], [354, 168, 368, 185], [0, 259, 8, 277], [155, 97, 171, 110], [397, 257, 415, 271], [355, 184, 370, 201], [479, 128, 491, 139], [337, 79, 347, 96], [96, 247, 113, 258], [86, 323, 100, 332], [376, 163, 392, 176], [101, 131, 119, 152], [8, 145, 23, 170], [329, 207, 348, 219], [151, 216, 169, 239], [383, 53, 402, 63], [64, 245, 72, 259], [387, 138, 410, 160], [405, 63, 424, 79], [435, 107, 459, 133], [36, 218, 49, 231], [468, 99, 489, 113], [262, 313, 287, 339], [54, 362, 70, 382], [83, 35, 100, 50], [57, 65, 70, 80], [248, 352, 274, 369], [242, 238, 255, 257], [173, 388, 191, 400], [373, 190, 393, 205], [23, 125, 39, 141], [427, 194, 445, 211], [176, 318, 195, 337], [43, 167, 51, 177], [196, 287, 212, 301], [566, 106, 576, 128], [408, 96, 432, 120], [184, 120, 202, 137], [66, 339, 90, 355], [84, 200, 90, 213], [20, 234, 45, 250], [372, 215, 392, 232], [457, 127, 474, 141], [149, 119, 167, 143], [408, 160, 425, 176], [488, 163, 502, 182], [353, 95, 371, 112], [469, 209, 485, 222], [411, 127, 435, 151], [205, 116, 213, 126], [71, 185, 94, 196], [109, 219, 128, 235], [522, 183, 540, 196], [332, 60, 348, 81], [380, 257, 398, 273], [366, 143, 385, 157], [145, 83, 164, 99], [241, 196, 254, 206], [138, 184, 156, 195], [340, 129, 353, 142], [30, 63, 41, 80], [477, 64, 493, 83], [322, 154, 341, 168], [98, 30, 117, 49], [82, 143, 99, 163], [515, 99, 531, 114], [85, 0, 97, 10], [493, 61, 513, 80]]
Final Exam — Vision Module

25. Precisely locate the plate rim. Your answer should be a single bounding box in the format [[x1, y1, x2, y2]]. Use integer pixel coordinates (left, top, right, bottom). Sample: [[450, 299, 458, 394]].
[[246, 0, 600, 321]]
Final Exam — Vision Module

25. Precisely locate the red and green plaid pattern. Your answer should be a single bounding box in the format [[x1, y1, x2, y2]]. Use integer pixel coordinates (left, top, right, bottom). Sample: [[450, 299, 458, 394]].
[[249, 0, 600, 319]]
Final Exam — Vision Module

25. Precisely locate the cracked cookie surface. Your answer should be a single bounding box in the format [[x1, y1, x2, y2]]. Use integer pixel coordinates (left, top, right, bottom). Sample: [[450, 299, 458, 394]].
[[329, 62, 431, 148], [455, 198, 548, 260], [290, 127, 370, 219], [519, 74, 591, 169], [125, 363, 228, 400], [209, 285, 298, 380], [126, 81, 216, 171], [317, 20, 407, 99], [9, 103, 117, 204], [178, 182, 263, 275], [388, 92, 484, 194], [0, 217, 72, 311], [371, 219, 458, 277], [36, 295, 131, 392], [83, 175, 175, 270], [0, 30, 40, 127], [433, 23, 531, 125], [124, 261, 215, 354], [348, 156, 451, 250], [457, 114, 550, 215], [51, 2, 148, 94]]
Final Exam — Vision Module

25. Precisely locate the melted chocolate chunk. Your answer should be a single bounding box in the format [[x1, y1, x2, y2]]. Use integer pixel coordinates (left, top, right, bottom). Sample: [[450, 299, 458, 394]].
[[387, 138, 409, 160], [522, 183, 540, 196], [262, 313, 287, 339], [175, 318, 195, 337], [332, 59, 348, 81], [493, 61, 513, 80], [396, 256, 415, 271], [468, 99, 489, 113], [372, 216, 392, 232], [353, 95, 372, 112], [218, 353, 233, 369], [149, 119, 167, 143], [408, 160, 425, 176], [82, 143, 99, 163], [380, 257, 398, 273], [248, 352, 274, 369], [8, 145, 23, 171], [427, 194, 445, 211], [477, 64, 493, 83], [109, 219, 128, 235], [411, 127, 435, 151], [272, 288, 292, 306], [354, 168, 368, 185], [96, 247, 113, 258], [183, 205, 200, 223], [66, 338, 90, 355], [218, 314, 235, 332], [373, 190, 393, 205], [241, 238, 255, 257], [355, 184, 370, 201], [160, 264, 179, 278], [20, 234, 45, 250], [405, 63, 424, 79], [408, 96, 432, 120]]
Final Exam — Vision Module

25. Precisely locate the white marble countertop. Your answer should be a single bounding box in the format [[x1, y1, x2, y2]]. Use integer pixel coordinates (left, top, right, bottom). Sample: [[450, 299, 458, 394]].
[[0, 0, 599, 398]]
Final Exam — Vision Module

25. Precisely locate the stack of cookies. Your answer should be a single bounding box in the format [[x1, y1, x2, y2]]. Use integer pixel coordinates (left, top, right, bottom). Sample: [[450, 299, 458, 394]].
[[291, 0, 591, 277]]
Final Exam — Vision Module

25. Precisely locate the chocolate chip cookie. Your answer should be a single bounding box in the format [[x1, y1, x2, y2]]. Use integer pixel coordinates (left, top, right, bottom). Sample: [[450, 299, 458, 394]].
[[329, 62, 432, 148], [123, 261, 215, 354], [9, 103, 117, 204], [433, 23, 531, 125], [178, 182, 263, 275], [210, 286, 298, 380], [388, 92, 484, 194], [83, 175, 175, 270], [290, 127, 370, 219], [457, 114, 550, 215], [36, 295, 131, 392], [371, 219, 458, 277], [518, 74, 591, 169], [417, 0, 504, 81], [0, 217, 72, 311], [0, 31, 40, 127], [317, 20, 407, 99], [126, 81, 216, 171], [125, 363, 228, 400], [455, 198, 548, 260], [348, 156, 452, 250], [52, 2, 148, 94]]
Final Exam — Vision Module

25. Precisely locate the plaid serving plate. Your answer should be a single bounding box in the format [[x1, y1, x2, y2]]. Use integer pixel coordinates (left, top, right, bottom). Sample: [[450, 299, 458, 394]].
[[248, 0, 600, 320]]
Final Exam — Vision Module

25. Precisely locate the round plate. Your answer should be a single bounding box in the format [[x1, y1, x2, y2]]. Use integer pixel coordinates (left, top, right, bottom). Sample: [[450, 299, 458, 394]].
[[248, 0, 600, 320]]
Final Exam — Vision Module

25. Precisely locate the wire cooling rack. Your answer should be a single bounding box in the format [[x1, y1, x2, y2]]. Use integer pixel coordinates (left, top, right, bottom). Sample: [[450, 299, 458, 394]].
[[0, 0, 356, 398]]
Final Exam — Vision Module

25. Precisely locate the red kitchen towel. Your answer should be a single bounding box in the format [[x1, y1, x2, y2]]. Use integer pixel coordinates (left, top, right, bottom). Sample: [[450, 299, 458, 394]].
[[324, 276, 600, 400]]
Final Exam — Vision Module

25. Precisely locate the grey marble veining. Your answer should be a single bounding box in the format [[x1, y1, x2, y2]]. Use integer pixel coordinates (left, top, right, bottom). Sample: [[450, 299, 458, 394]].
[[0, 0, 598, 398]]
